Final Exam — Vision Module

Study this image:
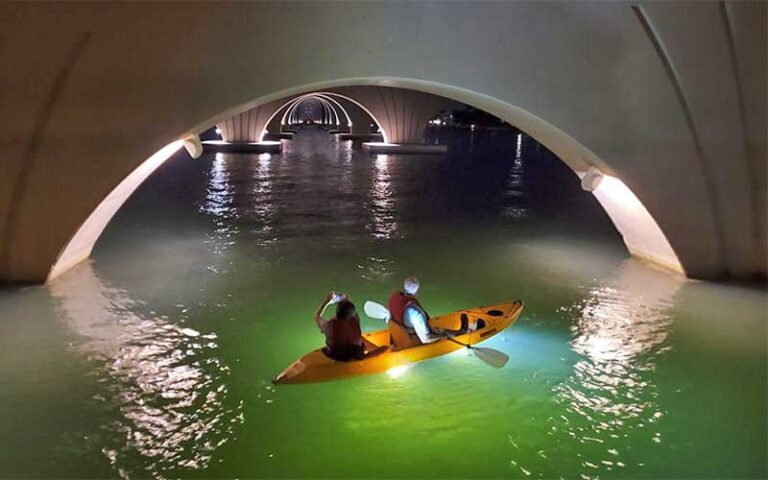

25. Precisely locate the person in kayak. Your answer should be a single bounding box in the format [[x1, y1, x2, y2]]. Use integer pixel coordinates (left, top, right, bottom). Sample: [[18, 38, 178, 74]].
[[387, 277, 464, 349], [315, 292, 382, 361]]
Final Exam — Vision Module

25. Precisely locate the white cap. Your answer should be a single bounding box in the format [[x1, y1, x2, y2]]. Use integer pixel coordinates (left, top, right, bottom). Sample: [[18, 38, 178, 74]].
[[404, 277, 420, 295]]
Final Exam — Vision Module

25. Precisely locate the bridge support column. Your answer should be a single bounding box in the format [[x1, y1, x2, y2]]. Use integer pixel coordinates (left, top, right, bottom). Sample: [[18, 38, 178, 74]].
[[207, 99, 285, 152], [330, 86, 449, 153]]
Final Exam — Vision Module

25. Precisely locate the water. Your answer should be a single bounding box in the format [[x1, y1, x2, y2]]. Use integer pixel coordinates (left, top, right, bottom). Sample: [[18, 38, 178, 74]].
[[1, 127, 765, 479]]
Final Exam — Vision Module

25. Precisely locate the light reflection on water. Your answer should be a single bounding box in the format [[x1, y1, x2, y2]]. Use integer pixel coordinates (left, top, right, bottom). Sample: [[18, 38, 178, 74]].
[[2, 128, 763, 479], [503, 140, 527, 219], [50, 264, 242, 479], [250, 153, 276, 239], [367, 154, 399, 240], [201, 153, 237, 261], [553, 260, 683, 478]]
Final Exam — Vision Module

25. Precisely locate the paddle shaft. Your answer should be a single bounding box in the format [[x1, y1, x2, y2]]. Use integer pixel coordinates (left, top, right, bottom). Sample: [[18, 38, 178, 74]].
[[446, 336, 473, 349]]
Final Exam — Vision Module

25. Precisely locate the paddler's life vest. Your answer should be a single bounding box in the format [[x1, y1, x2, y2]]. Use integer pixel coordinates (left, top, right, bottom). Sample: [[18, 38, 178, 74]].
[[325, 315, 364, 355], [388, 291, 426, 326], [387, 291, 426, 349]]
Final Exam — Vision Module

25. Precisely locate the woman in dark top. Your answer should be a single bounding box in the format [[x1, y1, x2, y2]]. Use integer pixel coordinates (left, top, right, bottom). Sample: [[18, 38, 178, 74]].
[[314, 292, 382, 361]]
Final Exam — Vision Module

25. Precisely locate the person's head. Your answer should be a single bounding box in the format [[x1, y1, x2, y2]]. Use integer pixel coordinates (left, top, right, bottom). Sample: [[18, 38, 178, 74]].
[[335, 299, 357, 320], [403, 276, 420, 295]]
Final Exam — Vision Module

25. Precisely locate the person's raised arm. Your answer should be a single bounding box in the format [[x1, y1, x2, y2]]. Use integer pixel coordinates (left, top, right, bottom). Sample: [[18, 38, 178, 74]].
[[314, 292, 335, 333]]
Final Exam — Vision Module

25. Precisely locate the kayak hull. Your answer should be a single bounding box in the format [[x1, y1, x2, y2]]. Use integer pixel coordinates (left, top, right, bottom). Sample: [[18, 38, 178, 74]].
[[274, 300, 523, 384]]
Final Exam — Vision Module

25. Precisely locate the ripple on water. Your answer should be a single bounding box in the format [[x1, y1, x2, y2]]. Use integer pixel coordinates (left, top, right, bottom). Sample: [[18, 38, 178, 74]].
[[51, 264, 243, 479], [356, 256, 396, 282], [366, 155, 400, 240], [552, 260, 683, 477]]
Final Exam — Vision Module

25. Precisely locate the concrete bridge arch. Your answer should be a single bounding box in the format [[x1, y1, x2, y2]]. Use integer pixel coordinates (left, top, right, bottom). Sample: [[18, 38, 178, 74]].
[[1, 1, 764, 283]]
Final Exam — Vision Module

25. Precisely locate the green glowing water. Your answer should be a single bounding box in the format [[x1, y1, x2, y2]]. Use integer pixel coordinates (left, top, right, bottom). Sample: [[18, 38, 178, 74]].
[[0, 128, 765, 479]]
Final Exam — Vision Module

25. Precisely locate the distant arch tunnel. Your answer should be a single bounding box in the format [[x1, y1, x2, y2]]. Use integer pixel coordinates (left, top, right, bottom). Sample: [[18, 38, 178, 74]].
[[214, 86, 450, 145], [0, 2, 764, 284]]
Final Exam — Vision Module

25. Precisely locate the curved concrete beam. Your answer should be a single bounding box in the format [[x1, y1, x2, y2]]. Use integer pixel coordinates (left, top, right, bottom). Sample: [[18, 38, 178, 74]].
[[47, 140, 184, 281], [332, 96, 377, 135], [1, 2, 764, 283], [327, 86, 449, 144], [48, 79, 683, 280]]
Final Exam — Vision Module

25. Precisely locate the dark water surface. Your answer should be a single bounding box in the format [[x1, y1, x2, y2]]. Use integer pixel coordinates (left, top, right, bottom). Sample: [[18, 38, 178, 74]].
[[1, 128, 765, 479]]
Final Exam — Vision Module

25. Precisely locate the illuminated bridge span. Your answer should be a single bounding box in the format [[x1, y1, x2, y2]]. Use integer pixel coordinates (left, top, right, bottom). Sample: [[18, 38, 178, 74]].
[[0, 2, 765, 283], [214, 87, 449, 145]]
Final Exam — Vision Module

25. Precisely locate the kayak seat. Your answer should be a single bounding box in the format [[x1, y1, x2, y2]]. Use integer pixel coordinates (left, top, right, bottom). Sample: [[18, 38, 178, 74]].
[[461, 313, 486, 331], [487, 310, 504, 316], [321, 346, 365, 362]]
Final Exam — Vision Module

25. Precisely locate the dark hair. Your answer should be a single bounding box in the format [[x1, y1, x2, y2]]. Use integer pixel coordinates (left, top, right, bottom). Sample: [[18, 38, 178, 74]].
[[335, 300, 356, 320]]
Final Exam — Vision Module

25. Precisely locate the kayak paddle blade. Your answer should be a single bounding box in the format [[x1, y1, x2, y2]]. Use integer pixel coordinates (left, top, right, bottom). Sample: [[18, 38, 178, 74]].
[[364, 301, 391, 321], [472, 347, 509, 369]]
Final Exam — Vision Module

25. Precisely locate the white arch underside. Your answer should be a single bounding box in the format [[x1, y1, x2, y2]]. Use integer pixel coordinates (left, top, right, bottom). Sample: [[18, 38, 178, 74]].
[[48, 77, 683, 281]]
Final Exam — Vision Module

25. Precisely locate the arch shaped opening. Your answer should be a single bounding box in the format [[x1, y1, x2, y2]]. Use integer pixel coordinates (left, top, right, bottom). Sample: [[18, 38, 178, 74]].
[[268, 91, 387, 143], [285, 96, 340, 126], [48, 77, 684, 282]]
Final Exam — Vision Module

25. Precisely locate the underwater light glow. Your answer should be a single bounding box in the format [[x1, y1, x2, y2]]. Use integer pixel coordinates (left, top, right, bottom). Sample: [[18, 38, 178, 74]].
[[387, 365, 409, 378]]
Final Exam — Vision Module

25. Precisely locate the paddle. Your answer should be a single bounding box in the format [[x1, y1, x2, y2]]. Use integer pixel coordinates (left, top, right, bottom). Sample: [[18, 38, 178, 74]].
[[444, 337, 509, 369], [364, 300, 391, 321], [363, 300, 509, 369]]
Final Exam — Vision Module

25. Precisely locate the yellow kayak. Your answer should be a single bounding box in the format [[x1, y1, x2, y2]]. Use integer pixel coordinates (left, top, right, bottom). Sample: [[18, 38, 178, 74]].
[[273, 300, 523, 384]]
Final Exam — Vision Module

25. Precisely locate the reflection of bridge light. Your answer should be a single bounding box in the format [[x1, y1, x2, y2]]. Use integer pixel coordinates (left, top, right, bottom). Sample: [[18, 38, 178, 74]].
[[202, 153, 234, 223], [51, 264, 242, 478], [251, 152, 275, 237], [553, 260, 683, 467], [368, 155, 398, 240], [515, 133, 522, 160]]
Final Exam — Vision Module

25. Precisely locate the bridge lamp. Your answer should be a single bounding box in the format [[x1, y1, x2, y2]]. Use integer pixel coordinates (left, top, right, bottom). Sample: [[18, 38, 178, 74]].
[[583, 166, 647, 210], [580, 166, 604, 192], [182, 135, 203, 159]]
